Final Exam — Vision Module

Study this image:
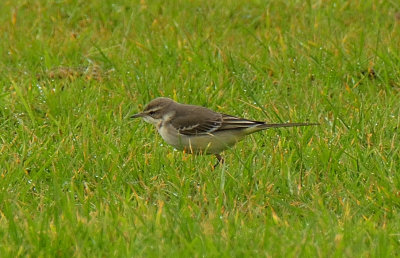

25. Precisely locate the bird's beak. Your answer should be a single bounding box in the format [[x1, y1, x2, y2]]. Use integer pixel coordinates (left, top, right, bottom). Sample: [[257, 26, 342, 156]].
[[131, 112, 145, 119]]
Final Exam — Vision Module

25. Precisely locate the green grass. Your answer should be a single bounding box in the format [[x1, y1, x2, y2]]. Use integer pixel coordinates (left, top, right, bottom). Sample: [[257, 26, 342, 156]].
[[1, 0, 400, 256]]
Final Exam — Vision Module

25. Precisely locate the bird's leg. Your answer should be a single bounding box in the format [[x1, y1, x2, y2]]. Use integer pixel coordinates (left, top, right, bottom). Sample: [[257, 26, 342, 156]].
[[213, 154, 224, 169]]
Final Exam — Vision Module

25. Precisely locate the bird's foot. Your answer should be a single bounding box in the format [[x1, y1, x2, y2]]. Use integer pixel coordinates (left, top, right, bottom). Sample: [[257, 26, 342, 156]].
[[213, 154, 224, 169]]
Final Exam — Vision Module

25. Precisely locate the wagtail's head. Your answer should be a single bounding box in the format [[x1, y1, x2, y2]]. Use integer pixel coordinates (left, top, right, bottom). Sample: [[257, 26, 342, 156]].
[[131, 97, 176, 126]]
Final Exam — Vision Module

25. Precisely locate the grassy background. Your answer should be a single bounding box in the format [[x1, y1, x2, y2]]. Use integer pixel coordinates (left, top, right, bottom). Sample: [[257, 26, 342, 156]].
[[1, 0, 400, 256]]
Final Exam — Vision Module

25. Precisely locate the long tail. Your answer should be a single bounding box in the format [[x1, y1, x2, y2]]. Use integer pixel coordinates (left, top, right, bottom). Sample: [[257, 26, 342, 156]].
[[259, 122, 319, 129]]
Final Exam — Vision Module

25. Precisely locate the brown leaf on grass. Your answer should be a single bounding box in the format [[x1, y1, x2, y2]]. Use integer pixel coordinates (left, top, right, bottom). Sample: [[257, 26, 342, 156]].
[[37, 64, 113, 82]]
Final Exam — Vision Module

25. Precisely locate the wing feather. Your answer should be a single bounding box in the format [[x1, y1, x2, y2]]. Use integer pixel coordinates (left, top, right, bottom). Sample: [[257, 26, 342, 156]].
[[176, 114, 265, 135], [218, 114, 265, 131], [170, 105, 223, 136], [177, 120, 222, 135], [169, 105, 268, 136]]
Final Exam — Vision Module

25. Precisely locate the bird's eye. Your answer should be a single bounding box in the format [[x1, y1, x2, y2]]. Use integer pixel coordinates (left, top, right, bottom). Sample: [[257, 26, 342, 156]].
[[149, 111, 156, 116]]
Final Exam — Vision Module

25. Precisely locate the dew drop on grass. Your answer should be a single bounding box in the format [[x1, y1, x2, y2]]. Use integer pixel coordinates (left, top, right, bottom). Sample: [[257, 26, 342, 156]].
[[36, 83, 43, 94]]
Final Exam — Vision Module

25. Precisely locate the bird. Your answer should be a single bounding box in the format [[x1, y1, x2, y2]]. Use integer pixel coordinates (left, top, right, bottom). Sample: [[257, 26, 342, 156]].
[[131, 97, 318, 167]]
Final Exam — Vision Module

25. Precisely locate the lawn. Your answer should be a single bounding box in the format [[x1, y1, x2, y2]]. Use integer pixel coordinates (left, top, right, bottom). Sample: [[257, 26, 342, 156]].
[[1, 0, 399, 256]]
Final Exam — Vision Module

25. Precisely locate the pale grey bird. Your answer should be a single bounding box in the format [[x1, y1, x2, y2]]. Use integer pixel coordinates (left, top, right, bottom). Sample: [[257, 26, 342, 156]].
[[132, 97, 318, 167]]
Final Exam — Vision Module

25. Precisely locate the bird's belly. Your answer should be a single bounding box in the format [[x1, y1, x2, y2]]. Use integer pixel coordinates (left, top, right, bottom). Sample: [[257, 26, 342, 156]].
[[158, 126, 243, 154]]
